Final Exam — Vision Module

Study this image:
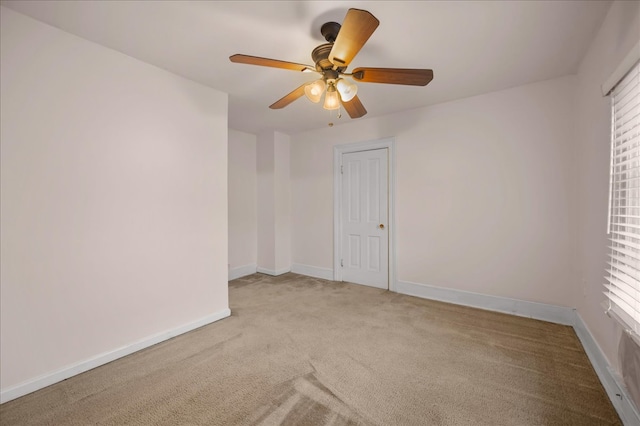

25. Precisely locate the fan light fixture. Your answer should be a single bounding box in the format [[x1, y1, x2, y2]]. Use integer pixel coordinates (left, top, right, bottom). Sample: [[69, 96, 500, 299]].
[[304, 79, 326, 103], [336, 78, 358, 102], [304, 78, 358, 109], [323, 82, 341, 110]]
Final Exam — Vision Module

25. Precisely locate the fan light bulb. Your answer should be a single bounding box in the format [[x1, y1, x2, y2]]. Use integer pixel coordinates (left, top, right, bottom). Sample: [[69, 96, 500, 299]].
[[336, 78, 358, 102], [323, 84, 340, 110], [304, 79, 326, 103]]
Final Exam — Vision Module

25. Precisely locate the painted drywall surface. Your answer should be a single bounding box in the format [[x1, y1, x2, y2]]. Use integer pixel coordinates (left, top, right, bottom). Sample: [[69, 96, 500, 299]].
[[291, 75, 578, 307], [575, 0, 640, 373], [0, 7, 229, 390], [274, 132, 292, 273], [257, 131, 276, 271], [228, 129, 257, 271], [256, 131, 291, 274]]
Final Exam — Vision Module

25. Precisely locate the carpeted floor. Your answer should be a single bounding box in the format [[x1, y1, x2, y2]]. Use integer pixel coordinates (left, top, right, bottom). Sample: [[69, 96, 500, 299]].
[[0, 273, 622, 425]]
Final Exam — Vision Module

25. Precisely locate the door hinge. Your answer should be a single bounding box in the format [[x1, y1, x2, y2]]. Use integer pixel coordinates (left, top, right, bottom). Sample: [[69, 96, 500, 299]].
[[340, 259, 344, 267]]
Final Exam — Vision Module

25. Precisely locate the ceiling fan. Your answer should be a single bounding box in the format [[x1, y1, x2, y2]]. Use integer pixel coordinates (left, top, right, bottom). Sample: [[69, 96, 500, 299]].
[[229, 8, 433, 120]]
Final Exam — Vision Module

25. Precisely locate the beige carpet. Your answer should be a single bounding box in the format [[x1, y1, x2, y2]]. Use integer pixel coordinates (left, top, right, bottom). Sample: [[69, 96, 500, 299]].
[[0, 273, 621, 425]]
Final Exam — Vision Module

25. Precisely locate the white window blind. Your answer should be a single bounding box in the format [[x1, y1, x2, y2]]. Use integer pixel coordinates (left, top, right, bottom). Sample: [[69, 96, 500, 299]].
[[605, 59, 640, 339]]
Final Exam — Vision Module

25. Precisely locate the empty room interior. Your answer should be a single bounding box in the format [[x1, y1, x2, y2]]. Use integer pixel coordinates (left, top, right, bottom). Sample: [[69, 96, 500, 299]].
[[1, 1, 639, 425]]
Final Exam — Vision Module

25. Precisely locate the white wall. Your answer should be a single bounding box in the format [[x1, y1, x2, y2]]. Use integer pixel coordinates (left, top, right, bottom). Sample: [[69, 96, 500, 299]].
[[257, 131, 276, 272], [228, 129, 257, 276], [0, 7, 229, 397], [575, 0, 640, 374], [291, 75, 578, 307], [256, 131, 291, 275], [274, 132, 292, 273]]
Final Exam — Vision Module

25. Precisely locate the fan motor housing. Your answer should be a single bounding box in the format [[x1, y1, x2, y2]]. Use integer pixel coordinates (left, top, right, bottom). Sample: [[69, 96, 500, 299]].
[[312, 21, 347, 73], [311, 44, 333, 71], [312, 43, 346, 73]]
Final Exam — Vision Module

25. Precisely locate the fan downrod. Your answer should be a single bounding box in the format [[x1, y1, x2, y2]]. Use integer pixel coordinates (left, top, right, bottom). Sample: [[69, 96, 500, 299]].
[[320, 22, 341, 43]]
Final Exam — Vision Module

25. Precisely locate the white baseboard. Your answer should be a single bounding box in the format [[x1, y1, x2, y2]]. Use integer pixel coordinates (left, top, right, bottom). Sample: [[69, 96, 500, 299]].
[[256, 266, 291, 276], [291, 263, 334, 281], [0, 308, 231, 404], [4, 278, 636, 425], [229, 263, 257, 281], [573, 313, 640, 426], [395, 279, 639, 424], [396, 280, 575, 325]]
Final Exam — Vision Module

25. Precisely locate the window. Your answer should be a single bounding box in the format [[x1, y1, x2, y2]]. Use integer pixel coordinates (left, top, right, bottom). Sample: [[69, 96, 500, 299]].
[[605, 59, 640, 340]]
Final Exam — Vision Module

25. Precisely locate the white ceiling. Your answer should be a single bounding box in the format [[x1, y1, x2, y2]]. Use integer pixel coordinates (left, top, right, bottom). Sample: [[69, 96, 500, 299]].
[[1, 0, 612, 135]]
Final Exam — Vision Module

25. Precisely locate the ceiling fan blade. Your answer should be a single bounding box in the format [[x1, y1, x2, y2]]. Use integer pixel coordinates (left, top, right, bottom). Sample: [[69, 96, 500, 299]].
[[269, 84, 307, 109], [352, 68, 434, 86], [342, 95, 367, 118], [329, 9, 379, 68], [230, 54, 313, 72]]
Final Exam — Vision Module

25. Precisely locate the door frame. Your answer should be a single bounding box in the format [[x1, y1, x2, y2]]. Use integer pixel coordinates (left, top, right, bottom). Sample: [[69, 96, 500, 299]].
[[333, 137, 397, 291]]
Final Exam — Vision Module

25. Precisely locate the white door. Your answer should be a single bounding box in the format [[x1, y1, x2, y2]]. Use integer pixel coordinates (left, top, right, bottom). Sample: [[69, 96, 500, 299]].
[[340, 148, 389, 289]]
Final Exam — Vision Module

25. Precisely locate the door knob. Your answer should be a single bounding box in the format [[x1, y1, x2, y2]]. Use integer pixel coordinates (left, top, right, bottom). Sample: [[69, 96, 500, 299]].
[[379, 224, 385, 229]]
